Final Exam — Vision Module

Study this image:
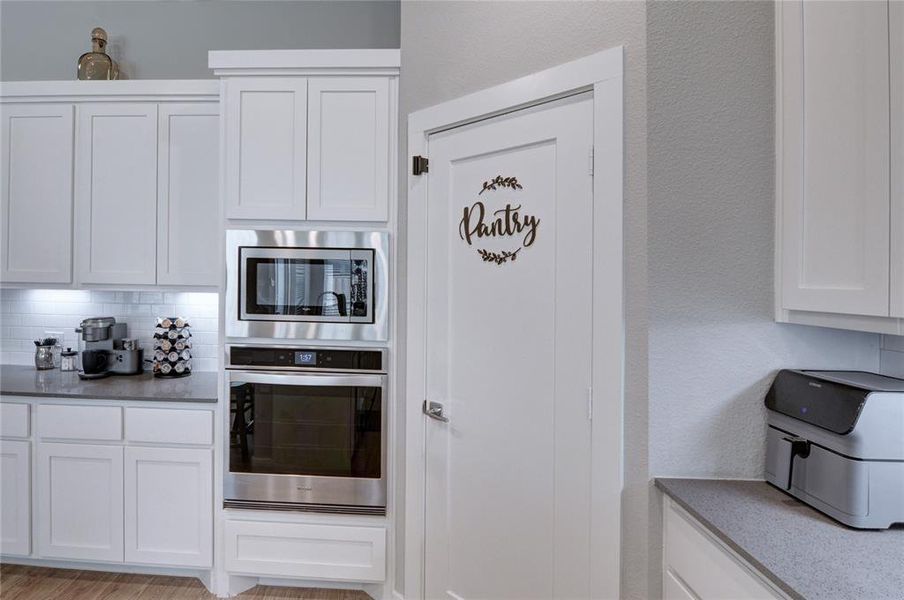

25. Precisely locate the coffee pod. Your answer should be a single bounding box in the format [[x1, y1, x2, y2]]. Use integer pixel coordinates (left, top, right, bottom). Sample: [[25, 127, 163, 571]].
[[180, 349, 191, 361], [167, 351, 179, 362], [160, 362, 172, 374], [175, 317, 186, 328], [154, 350, 165, 362], [154, 327, 166, 336], [174, 340, 186, 351], [161, 318, 173, 328], [174, 361, 186, 374], [167, 329, 178, 340], [161, 339, 172, 352]]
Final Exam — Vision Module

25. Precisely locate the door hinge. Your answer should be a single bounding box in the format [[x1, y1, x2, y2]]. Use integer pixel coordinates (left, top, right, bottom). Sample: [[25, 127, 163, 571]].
[[588, 146, 594, 177], [587, 387, 593, 420], [412, 155, 429, 176]]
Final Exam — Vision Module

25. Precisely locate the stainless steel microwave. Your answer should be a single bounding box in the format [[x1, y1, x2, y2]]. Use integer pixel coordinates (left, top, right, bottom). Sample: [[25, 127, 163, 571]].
[[226, 230, 389, 341]]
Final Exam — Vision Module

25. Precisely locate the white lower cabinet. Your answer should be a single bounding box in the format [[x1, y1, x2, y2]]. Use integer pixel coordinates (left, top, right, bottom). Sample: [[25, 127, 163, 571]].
[[12, 399, 216, 572], [224, 519, 386, 582], [124, 446, 212, 567], [37, 442, 124, 562], [663, 497, 785, 600], [0, 440, 31, 556]]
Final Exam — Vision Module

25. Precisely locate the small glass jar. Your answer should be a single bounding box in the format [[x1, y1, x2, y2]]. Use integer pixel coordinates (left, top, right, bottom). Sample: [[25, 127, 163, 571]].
[[60, 348, 78, 372]]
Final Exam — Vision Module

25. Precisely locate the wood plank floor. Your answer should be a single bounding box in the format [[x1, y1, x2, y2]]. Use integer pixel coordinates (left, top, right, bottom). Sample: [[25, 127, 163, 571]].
[[0, 565, 372, 600]]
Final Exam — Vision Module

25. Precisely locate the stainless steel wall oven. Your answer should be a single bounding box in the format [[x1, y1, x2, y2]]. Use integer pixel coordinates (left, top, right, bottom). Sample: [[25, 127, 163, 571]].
[[226, 230, 389, 341], [225, 345, 387, 515]]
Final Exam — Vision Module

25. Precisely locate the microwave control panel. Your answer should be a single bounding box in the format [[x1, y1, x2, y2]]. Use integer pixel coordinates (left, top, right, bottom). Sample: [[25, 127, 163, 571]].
[[350, 259, 369, 317]]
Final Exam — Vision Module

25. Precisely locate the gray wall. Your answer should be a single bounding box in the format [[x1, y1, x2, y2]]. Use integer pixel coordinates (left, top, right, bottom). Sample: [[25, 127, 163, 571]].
[[399, 2, 653, 598], [0, 0, 400, 80]]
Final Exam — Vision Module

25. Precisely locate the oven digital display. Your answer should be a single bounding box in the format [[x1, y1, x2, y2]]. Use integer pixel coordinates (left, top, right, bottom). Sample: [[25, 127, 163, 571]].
[[294, 351, 317, 366]]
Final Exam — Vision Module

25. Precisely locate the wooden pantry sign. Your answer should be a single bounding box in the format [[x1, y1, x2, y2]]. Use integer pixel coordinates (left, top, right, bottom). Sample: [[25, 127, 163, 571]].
[[458, 175, 540, 265]]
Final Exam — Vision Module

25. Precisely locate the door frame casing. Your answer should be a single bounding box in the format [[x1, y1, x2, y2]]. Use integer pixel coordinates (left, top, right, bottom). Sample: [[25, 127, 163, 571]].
[[404, 46, 625, 599]]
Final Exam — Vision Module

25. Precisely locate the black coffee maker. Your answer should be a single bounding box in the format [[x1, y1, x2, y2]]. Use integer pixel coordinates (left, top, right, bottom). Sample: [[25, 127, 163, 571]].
[[76, 317, 124, 380]]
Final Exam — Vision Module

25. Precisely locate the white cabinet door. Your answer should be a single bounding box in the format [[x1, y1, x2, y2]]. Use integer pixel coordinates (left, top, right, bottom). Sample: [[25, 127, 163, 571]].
[[891, 0, 904, 318], [779, 1, 891, 316], [663, 499, 782, 599], [75, 103, 157, 285], [0, 104, 74, 283], [124, 446, 212, 567], [307, 77, 390, 221], [157, 103, 220, 286], [37, 442, 124, 562], [0, 440, 31, 556], [224, 78, 307, 220]]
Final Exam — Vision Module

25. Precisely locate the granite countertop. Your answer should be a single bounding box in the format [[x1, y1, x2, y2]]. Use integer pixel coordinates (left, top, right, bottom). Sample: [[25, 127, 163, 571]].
[[0, 364, 218, 403], [656, 478, 904, 600]]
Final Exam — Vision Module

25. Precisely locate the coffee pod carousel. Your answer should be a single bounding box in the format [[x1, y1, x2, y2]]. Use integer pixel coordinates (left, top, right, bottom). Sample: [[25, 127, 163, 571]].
[[152, 317, 192, 378]]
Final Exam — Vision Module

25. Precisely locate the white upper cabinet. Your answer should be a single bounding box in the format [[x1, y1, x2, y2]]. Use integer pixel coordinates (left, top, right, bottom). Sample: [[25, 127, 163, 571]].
[[778, 0, 890, 317], [0, 104, 74, 283], [0, 81, 220, 289], [307, 77, 390, 221], [891, 0, 904, 319], [76, 103, 158, 285], [157, 103, 220, 286], [210, 50, 400, 223], [777, 0, 903, 333], [224, 78, 308, 220]]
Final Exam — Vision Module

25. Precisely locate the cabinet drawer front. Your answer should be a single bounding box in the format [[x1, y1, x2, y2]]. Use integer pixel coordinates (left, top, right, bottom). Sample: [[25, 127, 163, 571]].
[[125, 408, 213, 445], [224, 520, 385, 582], [664, 501, 780, 599], [37, 404, 122, 441], [1, 403, 30, 438]]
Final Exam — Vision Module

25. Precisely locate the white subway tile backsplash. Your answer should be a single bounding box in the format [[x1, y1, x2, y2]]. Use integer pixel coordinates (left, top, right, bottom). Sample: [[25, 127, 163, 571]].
[[879, 350, 904, 379], [0, 289, 220, 371], [881, 335, 904, 353]]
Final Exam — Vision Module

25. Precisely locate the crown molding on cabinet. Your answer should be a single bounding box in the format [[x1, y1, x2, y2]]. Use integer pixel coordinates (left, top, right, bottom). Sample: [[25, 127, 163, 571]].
[[208, 49, 400, 77], [0, 80, 219, 103]]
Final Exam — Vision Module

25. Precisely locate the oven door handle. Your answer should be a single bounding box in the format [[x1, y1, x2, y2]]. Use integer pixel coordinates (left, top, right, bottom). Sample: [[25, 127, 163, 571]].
[[227, 371, 387, 388]]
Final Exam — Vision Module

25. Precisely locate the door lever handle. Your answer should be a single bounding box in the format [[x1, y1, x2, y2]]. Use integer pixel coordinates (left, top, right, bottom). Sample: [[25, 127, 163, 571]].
[[423, 400, 449, 423]]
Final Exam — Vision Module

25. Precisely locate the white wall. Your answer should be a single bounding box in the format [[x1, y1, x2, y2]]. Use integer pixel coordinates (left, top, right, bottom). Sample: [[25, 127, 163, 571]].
[[399, 1, 651, 597], [646, 0, 880, 480], [401, 2, 885, 599], [0, 0, 400, 80], [0, 289, 219, 371]]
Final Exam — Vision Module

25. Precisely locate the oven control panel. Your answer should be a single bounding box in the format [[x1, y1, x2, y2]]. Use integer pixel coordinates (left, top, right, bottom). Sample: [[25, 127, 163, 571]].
[[228, 345, 385, 372]]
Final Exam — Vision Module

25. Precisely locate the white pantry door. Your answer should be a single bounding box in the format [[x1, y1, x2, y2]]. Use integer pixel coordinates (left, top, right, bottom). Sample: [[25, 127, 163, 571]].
[[424, 95, 594, 600]]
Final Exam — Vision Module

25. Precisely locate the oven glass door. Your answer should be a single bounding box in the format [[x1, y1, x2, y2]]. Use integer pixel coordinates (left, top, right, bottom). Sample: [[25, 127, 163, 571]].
[[240, 248, 361, 322], [229, 373, 384, 481]]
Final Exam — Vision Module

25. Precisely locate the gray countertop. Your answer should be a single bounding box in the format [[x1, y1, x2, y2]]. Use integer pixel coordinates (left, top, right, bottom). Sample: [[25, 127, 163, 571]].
[[655, 478, 904, 600], [0, 364, 218, 403]]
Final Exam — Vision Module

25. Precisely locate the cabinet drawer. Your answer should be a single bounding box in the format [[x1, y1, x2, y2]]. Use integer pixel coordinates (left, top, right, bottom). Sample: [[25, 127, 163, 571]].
[[664, 500, 780, 599], [37, 404, 122, 441], [125, 408, 213, 445], [224, 520, 385, 582], [1, 403, 30, 438]]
